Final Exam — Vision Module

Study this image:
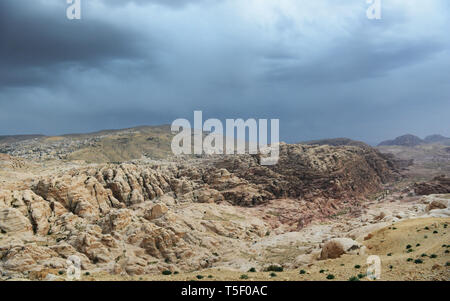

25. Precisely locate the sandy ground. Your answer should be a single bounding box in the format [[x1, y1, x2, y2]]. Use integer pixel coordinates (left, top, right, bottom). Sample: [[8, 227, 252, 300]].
[[73, 217, 449, 281]]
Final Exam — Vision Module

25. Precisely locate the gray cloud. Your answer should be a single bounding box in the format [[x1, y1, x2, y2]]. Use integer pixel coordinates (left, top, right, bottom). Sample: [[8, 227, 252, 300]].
[[0, 0, 449, 144]]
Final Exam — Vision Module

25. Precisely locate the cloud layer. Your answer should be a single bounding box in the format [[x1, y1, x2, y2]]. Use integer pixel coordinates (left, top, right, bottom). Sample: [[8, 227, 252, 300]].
[[1, 0, 449, 144]]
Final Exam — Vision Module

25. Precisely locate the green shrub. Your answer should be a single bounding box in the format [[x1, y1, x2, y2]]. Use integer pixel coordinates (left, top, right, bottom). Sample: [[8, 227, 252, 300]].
[[424, 226, 429, 230], [299, 269, 306, 275], [196, 275, 204, 279], [240, 274, 249, 280], [326, 274, 335, 280], [421, 253, 428, 257], [319, 269, 325, 273], [416, 243, 421, 247], [414, 259, 423, 264], [162, 270, 172, 275], [387, 253, 392, 256], [248, 267, 256, 273], [445, 250, 449, 254], [354, 265, 361, 269], [433, 230, 438, 234], [348, 276, 360, 281], [84, 272, 90, 276], [357, 273, 366, 279], [406, 244, 412, 249], [407, 249, 413, 253], [407, 258, 413, 262], [270, 272, 277, 277], [446, 262, 450, 266], [208, 275, 213, 278], [430, 254, 437, 258], [266, 265, 283, 272], [58, 270, 64, 275], [174, 271, 179, 275]]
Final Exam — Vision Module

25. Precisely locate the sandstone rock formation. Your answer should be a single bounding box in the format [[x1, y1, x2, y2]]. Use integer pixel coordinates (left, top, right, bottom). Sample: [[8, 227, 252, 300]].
[[0, 143, 402, 278], [414, 175, 450, 195]]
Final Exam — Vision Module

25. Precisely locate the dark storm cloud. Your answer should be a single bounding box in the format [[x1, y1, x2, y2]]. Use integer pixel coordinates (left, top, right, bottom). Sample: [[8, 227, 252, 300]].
[[0, 0, 144, 88], [0, 0, 449, 143]]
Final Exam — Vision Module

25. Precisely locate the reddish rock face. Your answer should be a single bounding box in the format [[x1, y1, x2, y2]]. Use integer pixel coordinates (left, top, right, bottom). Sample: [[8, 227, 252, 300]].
[[414, 175, 450, 195]]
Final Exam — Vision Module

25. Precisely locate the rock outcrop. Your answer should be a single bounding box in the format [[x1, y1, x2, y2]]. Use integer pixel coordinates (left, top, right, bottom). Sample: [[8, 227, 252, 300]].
[[414, 175, 450, 195]]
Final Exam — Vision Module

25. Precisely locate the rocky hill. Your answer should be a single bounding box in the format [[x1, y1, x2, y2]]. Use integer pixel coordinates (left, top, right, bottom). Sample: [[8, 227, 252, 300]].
[[378, 134, 424, 147], [378, 134, 450, 147], [0, 126, 174, 162], [0, 141, 405, 278]]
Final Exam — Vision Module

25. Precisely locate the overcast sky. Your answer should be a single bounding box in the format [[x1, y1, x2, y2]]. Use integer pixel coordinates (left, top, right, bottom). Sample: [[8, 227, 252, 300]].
[[1, 0, 449, 144]]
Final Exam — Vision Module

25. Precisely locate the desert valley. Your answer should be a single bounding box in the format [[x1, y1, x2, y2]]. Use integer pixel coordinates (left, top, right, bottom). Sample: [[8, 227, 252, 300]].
[[0, 129, 449, 281]]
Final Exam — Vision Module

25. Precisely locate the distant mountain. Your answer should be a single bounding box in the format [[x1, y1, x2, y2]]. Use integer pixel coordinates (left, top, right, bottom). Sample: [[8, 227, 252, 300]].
[[424, 134, 450, 144], [378, 134, 424, 147], [302, 138, 370, 149]]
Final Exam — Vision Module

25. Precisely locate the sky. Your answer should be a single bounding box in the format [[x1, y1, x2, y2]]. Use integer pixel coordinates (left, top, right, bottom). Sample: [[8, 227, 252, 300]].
[[0, 0, 449, 145]]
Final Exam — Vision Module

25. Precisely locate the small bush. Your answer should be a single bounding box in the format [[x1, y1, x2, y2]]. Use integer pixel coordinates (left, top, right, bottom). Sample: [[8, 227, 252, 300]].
[[240, 274, 249, 280], [266, 265, 283, 272], [270, 272, 277, 277], [58, 270, 64, 275], [174, 271, 179, 275], [406, 244, 412, 249], [319, 269, 326, 273], [407, 249, 413, 253], [424, 227, 429, 230], [248, 267, 256, 273], [208, 275, 213, 278], [414, 259, 423, 264], [299, 269, 306, 275], [354, 265, 361, 269], [162, 270, 172, 275], [433, 230, 438, 234], [430, 254, 437, 259], [421, 253, 428, 257], [387, 253, 392, 256], [445, 250, 449, 254], [84, 272, 90, 276], [407, 258, 413, 262], [348, 276, 360, 281], [196, 275, 204, 279], [442, 244, 447, 248], [446, 262, 450, 266], [416, 243, 421, 247], [389, 265, 393, 269], [357, 273, 366, 279], [424, 235, 428, 239], [326, 274, 335, 280]]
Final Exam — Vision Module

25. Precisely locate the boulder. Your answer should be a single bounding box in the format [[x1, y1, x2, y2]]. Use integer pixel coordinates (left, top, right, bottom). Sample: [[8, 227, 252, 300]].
[[320, 238, 361, 260]]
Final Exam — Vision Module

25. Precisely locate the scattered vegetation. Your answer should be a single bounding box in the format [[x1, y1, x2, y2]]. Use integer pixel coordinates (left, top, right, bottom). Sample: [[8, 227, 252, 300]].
[[348, 276, 360, 281], [354, 265, 361, 269], [270, 272, 277, 277], [299, 269, 306, 275], [430, 254, 437, 259], [414, 259, 423, 264], [240, 274, 249, 280], [319, 269, 326, 273], [326, 274, 335, 280], [266, 265, 283, 272], [196, 275, 204, 280], [162, 270, 172, 275], [357, 273, 366, 279], [248, 267, 256, 273], [406, 244, 412, 249], [407, 258, 413, 262]]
